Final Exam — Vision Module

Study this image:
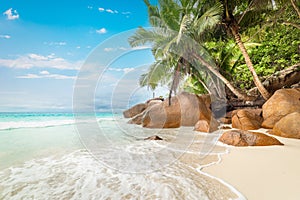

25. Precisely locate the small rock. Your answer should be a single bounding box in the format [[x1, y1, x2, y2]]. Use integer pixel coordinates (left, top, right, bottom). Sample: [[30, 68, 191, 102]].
[[220, 125, 232, 130], [219, 117, 232, 124], [219, 130, 283, 146], [194, 120, 210, 132], [144, 135, 163, 140], [194, 117, 219, 133]]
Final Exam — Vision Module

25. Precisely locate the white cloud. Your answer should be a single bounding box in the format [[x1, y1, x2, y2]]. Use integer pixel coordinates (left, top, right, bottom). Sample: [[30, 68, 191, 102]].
[[106, 9, 114, 13], [119, 47, 128, 51], [3, 8, 19, 20], [104, 48, 114, 52], [0, 53, 82, 70], [0, 35, 11, 39], [87, 6, 93, 10], [44, 41, 67, 46], [103, 45, 151, 52], [132, 45, 151, 50], [96, 28, 107, 34], [98, 7, 130, 15], [57, 42, 66, 46], [17, 74, 40, 79], [17, 73, 76, 80], [40, 70, 50, 75], [123, 68, 135, 74], [28, 53, 48, 61], [108, 67, 135, 74]]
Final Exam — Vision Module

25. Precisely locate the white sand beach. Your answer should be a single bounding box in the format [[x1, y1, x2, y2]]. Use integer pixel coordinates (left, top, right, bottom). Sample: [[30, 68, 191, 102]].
[[203, 130, 300, 200]]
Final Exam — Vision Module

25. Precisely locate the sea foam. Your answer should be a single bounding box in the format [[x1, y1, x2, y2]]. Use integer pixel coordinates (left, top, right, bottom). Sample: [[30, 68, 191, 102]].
[[0, 120, 75, 130], [0, 149, 243, 200]]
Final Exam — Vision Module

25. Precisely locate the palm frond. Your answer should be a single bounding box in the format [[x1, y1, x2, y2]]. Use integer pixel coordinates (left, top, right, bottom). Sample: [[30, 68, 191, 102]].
[[194, 1, 223, 35], [139, 59, 174, 90], [177, 14, 191, 44], [128, 27, 160, 47]]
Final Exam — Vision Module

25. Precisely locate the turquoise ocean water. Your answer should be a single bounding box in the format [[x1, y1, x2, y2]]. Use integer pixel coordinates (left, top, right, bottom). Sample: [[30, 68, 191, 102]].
[[0, 112, 244, 199], [0, 113, 115, 169]]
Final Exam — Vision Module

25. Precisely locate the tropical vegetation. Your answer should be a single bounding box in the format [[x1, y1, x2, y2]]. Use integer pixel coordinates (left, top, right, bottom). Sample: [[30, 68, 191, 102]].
[[129, 0, 300, 104]]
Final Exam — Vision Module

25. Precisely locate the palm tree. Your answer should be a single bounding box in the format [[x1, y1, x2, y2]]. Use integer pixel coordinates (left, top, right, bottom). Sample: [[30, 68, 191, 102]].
[[222, 0, 294, 100], [129, 0, 249, 104]]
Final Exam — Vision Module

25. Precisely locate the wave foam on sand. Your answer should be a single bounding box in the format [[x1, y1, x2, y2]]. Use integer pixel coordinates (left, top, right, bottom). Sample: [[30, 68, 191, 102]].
[[0, 142, 246, 199]]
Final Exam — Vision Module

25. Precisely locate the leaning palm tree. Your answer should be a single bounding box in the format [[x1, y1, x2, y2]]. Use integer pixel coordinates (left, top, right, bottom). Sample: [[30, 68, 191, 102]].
[[129, 0, 249, 103], [218, 0, 292, 100]]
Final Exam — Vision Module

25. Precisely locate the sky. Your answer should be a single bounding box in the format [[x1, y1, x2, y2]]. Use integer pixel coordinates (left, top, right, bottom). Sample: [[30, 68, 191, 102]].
[[0, 0, 164, 112]]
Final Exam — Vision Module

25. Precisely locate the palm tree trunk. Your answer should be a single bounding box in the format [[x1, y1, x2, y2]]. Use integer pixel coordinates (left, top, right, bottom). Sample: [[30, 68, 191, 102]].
[[262, 63, 300, 93], [230, 27, 271, 100], [168, 63, 181, 106], [291, 0, 300, 18], [197, 76, 212, 94], [192, 52, 251, 100], [168, 89, 172, 106]]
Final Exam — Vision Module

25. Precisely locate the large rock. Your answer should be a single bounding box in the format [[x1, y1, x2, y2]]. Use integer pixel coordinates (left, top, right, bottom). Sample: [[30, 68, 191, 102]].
[[123, 103, 146, 118], [219, 130, 283, 146], [128, 100, 162, 125], [128, 112, 144, 125], [262, 88, 300, 128], [232, 109, 263, 130], [272, 112, 300, 139], [146, 99, 163, 108], [142, 92, 212, 128]]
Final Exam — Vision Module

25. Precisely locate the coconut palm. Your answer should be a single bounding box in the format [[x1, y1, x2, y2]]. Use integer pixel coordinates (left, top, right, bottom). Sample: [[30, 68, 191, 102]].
[[219, 0, 274, 99], [129, 0, 249, 103], [219, 0, 298, 99]]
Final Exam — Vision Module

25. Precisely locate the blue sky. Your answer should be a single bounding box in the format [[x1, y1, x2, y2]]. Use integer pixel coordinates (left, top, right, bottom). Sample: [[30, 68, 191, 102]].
[[0, 0, 164, 112]]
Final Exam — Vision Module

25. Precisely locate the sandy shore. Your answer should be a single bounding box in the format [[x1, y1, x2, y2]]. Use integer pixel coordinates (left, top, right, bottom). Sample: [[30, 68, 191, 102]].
[[203, 129, 300, 200]]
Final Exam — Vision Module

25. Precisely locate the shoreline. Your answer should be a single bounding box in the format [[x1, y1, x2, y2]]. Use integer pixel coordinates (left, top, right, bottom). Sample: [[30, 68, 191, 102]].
[[200, 169, 246, 200], [0, 118, 240, 199], [203, 130, 300, 200], [2, 112, 299, 199]]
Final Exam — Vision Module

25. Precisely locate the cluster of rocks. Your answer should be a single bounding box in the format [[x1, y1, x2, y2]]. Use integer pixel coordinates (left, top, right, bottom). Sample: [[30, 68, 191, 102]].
[[123, 88, 300, 147], [123, 92, 217, 130], [219, 88, 300, 146]]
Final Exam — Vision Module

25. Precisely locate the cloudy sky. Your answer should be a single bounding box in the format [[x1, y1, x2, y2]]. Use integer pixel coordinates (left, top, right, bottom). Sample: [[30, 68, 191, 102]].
[[0, 0, 162, 112]]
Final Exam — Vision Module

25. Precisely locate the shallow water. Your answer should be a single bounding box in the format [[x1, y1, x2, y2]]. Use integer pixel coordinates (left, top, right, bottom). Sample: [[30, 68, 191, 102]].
[[0, 113, 244, 199]]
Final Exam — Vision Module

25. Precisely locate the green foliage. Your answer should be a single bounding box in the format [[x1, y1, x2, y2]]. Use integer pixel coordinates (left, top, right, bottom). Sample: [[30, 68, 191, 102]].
[[132, 0, 300, 97], [252, 25, 300, 72], [183, 76, 208, 95], [231, 24, 300, 89]]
